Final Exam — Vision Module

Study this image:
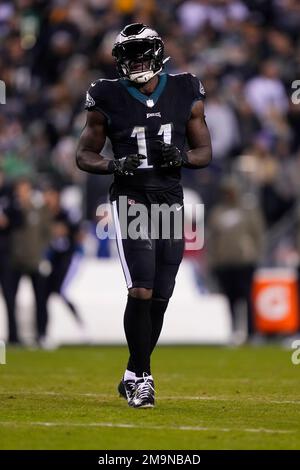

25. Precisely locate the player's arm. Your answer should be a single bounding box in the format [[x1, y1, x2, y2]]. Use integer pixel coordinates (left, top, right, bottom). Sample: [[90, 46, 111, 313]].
[[76, 110, 112, 174], [76, 110, 145, 175], [158, 101, 212, 169], [185, 100, 212, 168]]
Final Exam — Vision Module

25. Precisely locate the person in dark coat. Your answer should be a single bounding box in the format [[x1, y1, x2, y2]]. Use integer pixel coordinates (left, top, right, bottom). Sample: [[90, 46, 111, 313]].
[[0, 169, 22, 344]]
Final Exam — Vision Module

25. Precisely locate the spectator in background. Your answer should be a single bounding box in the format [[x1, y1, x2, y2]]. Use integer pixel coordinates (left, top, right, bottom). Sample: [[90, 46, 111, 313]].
[[43, 185, 82, 326], [0, 168, 22, 344], [177, 0, 249, 35], [207, 177, 264, 343], [225, 77, 262, 151], [205, 92, 240, 165], [244, 60, 288, 118], [11, 178, 51, 345], [235, 136, 295, 226]]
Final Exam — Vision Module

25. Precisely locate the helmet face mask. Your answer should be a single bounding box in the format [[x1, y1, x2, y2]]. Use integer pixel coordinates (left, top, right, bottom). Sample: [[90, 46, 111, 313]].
[[112, 24, 164, 84]]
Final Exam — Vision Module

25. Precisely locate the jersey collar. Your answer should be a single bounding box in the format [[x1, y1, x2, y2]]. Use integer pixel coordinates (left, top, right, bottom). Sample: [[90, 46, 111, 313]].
[[121, 74, 167, 108]]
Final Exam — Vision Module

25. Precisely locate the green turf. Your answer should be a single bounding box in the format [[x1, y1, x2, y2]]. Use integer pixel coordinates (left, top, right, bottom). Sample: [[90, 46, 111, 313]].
[[0, 345, 299, 449]]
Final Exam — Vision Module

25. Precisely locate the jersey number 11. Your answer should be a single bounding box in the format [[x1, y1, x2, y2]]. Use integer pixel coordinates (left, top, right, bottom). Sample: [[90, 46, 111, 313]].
[[131, 124, 172, 169]]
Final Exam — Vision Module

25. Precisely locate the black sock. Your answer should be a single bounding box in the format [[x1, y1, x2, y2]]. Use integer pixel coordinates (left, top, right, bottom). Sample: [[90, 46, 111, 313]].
[[150, 298, 169, 353], [127, 297, 169, 374], [124, 295, 152, 377]]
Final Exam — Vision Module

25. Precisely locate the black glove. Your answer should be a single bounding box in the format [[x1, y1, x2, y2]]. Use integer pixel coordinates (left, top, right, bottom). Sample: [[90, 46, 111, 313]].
[[158, 142, 186, 168], [108, 154, 145, 176]]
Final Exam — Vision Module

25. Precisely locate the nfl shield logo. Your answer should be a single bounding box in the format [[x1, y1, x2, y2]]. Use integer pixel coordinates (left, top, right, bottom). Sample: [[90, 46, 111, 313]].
[[146, 99, 154, 108]]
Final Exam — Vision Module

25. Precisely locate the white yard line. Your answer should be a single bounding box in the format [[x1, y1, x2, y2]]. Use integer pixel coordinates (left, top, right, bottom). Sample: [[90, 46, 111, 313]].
[[1, 391, 300, 405], [0, 421, 292, 434], [162, 396, 300, 405]]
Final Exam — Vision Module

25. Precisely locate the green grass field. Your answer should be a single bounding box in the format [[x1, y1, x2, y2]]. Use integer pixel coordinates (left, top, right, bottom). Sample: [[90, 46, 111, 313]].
[[0, 345, 299, 450]]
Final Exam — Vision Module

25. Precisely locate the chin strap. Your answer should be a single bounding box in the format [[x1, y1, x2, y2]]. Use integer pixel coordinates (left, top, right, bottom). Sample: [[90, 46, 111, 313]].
[[129, 70, 155, 83], [129, 56, 171, 83]]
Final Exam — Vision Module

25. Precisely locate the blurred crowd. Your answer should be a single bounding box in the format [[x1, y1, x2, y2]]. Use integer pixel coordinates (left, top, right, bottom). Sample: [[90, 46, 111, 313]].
[[0, 174, 83, 344], [1, 0, 300, 343]]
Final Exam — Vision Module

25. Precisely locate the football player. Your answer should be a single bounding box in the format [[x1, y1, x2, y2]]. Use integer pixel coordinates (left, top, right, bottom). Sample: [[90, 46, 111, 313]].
[[76, 23, 212, 408]]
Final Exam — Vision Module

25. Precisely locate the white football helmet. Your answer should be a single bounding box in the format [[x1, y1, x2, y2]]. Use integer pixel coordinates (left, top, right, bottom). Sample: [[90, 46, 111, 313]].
[[112, 23, 166, 84]]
